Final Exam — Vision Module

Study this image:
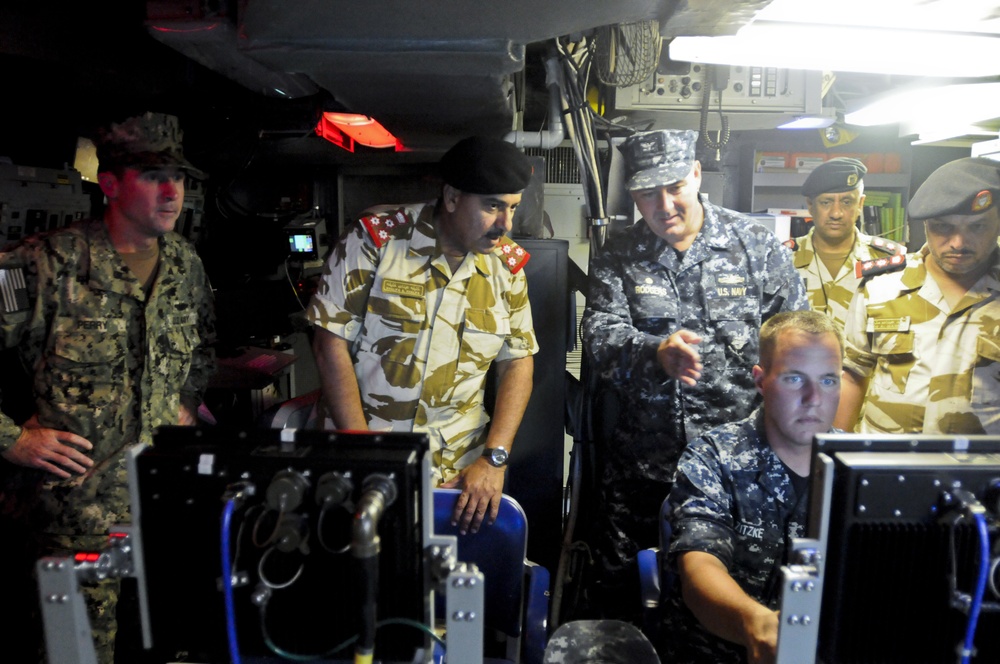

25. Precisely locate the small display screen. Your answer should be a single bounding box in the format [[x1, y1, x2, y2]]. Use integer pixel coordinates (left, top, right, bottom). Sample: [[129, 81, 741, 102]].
[[288, 232, 315, 254]]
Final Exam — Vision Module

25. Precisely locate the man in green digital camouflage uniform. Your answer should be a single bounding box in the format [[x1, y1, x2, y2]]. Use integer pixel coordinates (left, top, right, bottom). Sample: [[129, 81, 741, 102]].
[[0, 112, 216, 663], [785, 157, 905, 332], [836, 157, 1000, 434], [308, 136, 537, 535]]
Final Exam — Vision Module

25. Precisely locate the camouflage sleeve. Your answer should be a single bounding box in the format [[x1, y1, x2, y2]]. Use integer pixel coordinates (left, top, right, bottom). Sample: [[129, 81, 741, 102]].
[[842, 287, 876, 379], [180, 256, 217, 405], [497, 269, 538, 361], [580, 247, 663, 385], [667, 436, 736, 571], [760, 230, 809, 320], [0, 247, 35, 450], [306, 222, 379, 341]]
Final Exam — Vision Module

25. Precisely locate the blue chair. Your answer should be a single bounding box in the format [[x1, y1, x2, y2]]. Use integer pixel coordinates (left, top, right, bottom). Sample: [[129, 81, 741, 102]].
[[637, 497, 674, 626], [434, 488, 550, 664]]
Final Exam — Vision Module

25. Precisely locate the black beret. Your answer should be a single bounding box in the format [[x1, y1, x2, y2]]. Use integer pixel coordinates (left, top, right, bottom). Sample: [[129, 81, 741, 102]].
[[801, 157, 867, 198], [908, 157, 1000, 220], [439, 136, 533, 194]]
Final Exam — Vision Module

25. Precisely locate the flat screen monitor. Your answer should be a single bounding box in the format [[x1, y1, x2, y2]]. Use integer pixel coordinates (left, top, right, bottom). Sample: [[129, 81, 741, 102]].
[[130, 426, 430, 663], [287, 229, 318, 261], [808, 434, 1000, 664]]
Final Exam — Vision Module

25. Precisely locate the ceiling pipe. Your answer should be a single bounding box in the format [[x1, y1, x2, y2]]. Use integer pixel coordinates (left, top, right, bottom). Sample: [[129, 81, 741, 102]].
[[505, 54, 565, 150]]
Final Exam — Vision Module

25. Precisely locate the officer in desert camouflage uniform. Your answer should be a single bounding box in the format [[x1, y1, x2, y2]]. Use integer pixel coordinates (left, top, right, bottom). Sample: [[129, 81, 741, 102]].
[[785, 157, 905, 330], [308, 135, 537, 535], [580, 129, 808, 617], [836, 157, 1000, 434], [0, 112, 215, 663], [661, 311, 843, 664]]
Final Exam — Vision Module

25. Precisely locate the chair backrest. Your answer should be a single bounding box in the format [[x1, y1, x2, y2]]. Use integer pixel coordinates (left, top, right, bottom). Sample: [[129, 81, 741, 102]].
[[433, 488, 528, 637], [259, 388, 321, 429]]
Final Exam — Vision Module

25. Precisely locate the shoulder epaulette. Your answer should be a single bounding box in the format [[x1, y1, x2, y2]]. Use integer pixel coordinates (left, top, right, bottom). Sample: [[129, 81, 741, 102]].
[[495, 237, 530, 274], [359, 208, 415, 249], [868, 236, 907, 256], [782, 238, 799, 251], [855, 253, 907, 279]]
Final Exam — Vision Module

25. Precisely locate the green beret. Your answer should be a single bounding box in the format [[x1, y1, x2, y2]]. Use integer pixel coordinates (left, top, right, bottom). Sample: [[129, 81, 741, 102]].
[[908, 157, 1000, 220], [801, 157, 867, 198], [439, 136, 533, 194], [618, 129, 698, 191], [95, 111, 203, 177]]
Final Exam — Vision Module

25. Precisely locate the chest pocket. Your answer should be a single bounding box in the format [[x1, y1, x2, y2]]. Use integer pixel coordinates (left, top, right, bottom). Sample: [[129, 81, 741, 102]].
[[162, 322, 200, 356], [707, 294, 759, 353], [972, 335, 1000, 407], [364, 292, 426, 358], [48, 321, 128, 407], [871, 330, 914, 394], [461, 306, 510, 372]]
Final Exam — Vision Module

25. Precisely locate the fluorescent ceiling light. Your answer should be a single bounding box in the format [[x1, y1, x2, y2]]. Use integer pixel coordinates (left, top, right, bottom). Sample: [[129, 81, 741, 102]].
[[755, 0, 1000, 34], [911, 128, 999, 146], [777, 115, 837, 130], [669, 25, 1000, 77], [845, 82, 1000, 127]]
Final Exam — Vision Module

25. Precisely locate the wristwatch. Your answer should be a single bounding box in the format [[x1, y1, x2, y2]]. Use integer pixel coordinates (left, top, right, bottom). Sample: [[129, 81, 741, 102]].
[[481, 446, 509, 468]]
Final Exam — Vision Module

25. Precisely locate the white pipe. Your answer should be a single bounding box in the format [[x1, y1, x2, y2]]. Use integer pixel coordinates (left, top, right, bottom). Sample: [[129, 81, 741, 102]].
[[505, 55, 565, 150]]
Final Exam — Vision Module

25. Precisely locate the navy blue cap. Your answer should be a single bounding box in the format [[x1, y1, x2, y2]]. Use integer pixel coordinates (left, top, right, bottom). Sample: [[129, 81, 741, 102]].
[[618, 129, 698, 191]]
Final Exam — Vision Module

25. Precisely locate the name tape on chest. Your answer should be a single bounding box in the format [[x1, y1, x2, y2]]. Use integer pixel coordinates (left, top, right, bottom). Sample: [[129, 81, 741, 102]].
[[868, 316, 911, 333], [715, 273, 749, 297], [382, 279, 425, 298]]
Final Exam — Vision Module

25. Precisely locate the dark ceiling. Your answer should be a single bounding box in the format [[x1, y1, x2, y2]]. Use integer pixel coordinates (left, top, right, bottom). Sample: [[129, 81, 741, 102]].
[[1, 0, 992, 177], [0, 0, 772, 171]]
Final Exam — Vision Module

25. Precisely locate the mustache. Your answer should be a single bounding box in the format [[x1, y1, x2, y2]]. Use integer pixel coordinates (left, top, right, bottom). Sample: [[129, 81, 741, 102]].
[[485, 230, 507, 239]]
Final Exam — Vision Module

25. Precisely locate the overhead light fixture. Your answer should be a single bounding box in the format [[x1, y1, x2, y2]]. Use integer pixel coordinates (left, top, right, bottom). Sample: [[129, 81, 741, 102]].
[[670, 25, 1000, 78], [910, 128, 999, 147], [315, 113, 402, 151], [844, 82, 1000, 127], [777, 114, 837, 130]]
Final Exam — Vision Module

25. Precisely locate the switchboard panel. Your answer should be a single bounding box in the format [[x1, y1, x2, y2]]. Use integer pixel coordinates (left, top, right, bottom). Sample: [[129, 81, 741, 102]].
[[615, 63, 823, 115]]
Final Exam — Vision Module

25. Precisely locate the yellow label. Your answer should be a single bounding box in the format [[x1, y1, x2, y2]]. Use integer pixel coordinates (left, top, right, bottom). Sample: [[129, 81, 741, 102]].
[[382, 279, 425, 298], [872, 316, 909, 332]]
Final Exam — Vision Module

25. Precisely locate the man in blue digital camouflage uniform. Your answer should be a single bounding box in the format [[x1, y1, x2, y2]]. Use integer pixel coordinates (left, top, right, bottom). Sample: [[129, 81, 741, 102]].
[[660, 311, 843, 664], [580, 129, 808, 617], [0, 112, 215, 664]]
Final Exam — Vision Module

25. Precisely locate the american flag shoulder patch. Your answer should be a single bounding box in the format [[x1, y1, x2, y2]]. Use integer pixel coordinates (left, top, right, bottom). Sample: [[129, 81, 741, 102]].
[[0, 265, 30, 314]]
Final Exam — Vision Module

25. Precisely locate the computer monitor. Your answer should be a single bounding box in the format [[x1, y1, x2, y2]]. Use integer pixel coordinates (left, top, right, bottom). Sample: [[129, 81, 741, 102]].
[[808, 434, 1000, 664], [129, 426, 431, 663]]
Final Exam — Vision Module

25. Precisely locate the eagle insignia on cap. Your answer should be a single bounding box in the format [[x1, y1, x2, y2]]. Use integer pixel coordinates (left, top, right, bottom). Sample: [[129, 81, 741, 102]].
[[847, 174, 859, 187], [972, 190, 993, 213]]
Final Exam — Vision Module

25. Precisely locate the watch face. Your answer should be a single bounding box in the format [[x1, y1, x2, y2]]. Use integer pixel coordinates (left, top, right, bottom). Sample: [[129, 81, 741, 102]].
[[487, 447, 509, 466]]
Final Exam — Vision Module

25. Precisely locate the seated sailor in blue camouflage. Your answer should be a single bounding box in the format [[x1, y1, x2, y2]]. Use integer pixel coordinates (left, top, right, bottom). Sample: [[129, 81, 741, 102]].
[[837, 157, 1000, 434], [580, 128, 808, 618], [0, 111, 215, 664], [308, 135, 537, 535], [661, 311, 843, 664], [784, 157, 905, 332]]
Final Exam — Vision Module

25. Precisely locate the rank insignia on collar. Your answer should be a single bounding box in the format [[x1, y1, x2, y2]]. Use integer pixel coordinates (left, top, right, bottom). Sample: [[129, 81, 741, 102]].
[[855, 253, 906, 279]]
